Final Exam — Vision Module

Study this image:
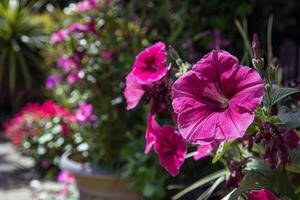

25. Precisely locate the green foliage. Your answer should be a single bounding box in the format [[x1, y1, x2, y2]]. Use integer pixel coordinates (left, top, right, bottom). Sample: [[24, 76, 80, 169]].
[[212, 141, 233, 164], [0, 0, 49, 91], [278, 107, 300, 129], [271, 88, 300, 106], [172, 169, 228, 200]]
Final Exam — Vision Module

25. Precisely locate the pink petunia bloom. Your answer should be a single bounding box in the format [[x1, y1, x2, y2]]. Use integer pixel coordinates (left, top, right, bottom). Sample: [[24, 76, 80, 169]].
[[46, 75, 62, 90], [67, 20, 97, 35], [132, 41, 168, 84], [172, 50, 264, 144], [248, 189, 278, 200], [144, 112, 160, 154], [124, 71, 145, 110], [67, 23, 89, 33], [67, 71, 79, 85], [57, 56, 78, 72], [75, 103, 95, 123], [193, 143, 215, 160], [76, 0, 98, 12], [50, 29, 68, 44], [154, 125, 187, 177], [57, 171, 75, 184]]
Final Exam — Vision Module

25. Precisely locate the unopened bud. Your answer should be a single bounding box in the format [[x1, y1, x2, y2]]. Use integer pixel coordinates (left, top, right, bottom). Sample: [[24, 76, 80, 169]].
[[252, 34, 261, 60]]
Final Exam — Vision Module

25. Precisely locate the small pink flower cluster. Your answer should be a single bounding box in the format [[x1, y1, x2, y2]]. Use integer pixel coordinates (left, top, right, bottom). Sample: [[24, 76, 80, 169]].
[[75, 103, 97, 124], [50, 20, 96, 45], [57, 170, 76, 197], [124, 42, 264, 177], [75, 0, 98, 12], [2, 100, 75, 145], [47, 20, 97, 88]]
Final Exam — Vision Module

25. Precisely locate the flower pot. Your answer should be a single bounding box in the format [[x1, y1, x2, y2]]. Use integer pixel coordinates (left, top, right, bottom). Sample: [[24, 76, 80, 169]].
[[59, 151, 142, 200]]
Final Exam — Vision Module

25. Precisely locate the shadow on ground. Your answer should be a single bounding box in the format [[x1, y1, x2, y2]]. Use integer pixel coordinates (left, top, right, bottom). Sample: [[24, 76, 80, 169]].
[[0, 136, 36, 199]]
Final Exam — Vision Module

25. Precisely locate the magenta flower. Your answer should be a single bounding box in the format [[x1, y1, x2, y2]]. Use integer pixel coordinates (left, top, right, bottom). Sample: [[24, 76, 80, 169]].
[[248, 189, 278, 200], [57, 56, 78, 72], [46, 75, 61, 90], [67, 71, 79, 85], [57, 171, 75, 184], [124, 72, 145, 110], [193, 144, 214, 160], [132, 41, 168, 84], [172, 50, 264, 144], [144, 112, 160, 154], [67, 21, 97, 35], [154, 125, 187, 177], [102, 51, 115, 60], [67, 23, 89, 33], [76, 0, 98, 12], [50, 29, 68, 44], [75, 103, 95, 123]]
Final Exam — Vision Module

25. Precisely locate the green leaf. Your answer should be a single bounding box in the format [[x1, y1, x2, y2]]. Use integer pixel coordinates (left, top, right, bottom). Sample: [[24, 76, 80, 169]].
[[172, 169, 228, 200], [8, 48, 16, 91], [212, 141, 233, 163], [234, 19, 253, 59], [0, 48, 7, 87], [278, 106, 300, 129], [244, 157, 271, 176], [17, 51, 31, 89], [197, 176, 225, 200], [229, 171, 273, 200], [271, 87, 300, 106], [271, 170, 297, 200]]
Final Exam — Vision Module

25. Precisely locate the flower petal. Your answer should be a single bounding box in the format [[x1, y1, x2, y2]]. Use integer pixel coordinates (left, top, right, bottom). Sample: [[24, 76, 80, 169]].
[[124, 72, 145, 110], [144, 112, 160, 154]]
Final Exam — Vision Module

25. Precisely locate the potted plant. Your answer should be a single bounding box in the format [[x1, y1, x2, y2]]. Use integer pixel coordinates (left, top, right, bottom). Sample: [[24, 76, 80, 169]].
[[123, 31, 300, 199], [2, 100, 77, 178], [44, 0, 150, 199]]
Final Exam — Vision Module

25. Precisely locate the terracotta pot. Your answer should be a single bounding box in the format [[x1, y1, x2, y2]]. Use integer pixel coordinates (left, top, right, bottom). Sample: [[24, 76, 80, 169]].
[[60, 151, 142, 200]]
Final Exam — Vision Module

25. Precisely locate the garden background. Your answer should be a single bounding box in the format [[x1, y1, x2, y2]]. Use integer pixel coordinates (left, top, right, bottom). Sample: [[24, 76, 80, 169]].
[[0, 0, 300, 199]]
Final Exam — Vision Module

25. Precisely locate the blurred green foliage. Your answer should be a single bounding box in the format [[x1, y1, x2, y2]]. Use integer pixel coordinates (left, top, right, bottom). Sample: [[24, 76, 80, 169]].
[[0, 0, 57, 120]]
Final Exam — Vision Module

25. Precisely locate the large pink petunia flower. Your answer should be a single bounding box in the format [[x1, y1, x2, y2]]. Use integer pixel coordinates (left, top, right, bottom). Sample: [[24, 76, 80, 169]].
[[124, 72, 145, 110], [154, 125, 187, 177], [172, 50, 263, 144], [248, 189, 278, 200], [132, 41, 168, 84]]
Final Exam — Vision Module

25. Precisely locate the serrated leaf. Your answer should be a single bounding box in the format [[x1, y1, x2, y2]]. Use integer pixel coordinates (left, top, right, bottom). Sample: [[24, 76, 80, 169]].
[[271, 87, 300, 106], [278, 106, 300, 129], [212, 141, 233, 163]]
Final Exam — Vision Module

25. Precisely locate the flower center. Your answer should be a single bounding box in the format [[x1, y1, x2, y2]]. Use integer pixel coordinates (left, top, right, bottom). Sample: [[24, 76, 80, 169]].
[[216, 94, 229, 109], [143, 57, 157, 72]]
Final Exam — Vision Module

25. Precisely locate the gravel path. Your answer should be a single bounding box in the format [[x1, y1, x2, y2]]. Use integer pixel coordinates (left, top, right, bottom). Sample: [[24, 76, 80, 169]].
[[0, 137, 72, 200]]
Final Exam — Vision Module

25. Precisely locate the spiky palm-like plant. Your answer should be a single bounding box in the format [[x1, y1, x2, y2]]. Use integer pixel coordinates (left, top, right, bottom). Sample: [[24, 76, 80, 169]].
[[0, 0, 48, 91]]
